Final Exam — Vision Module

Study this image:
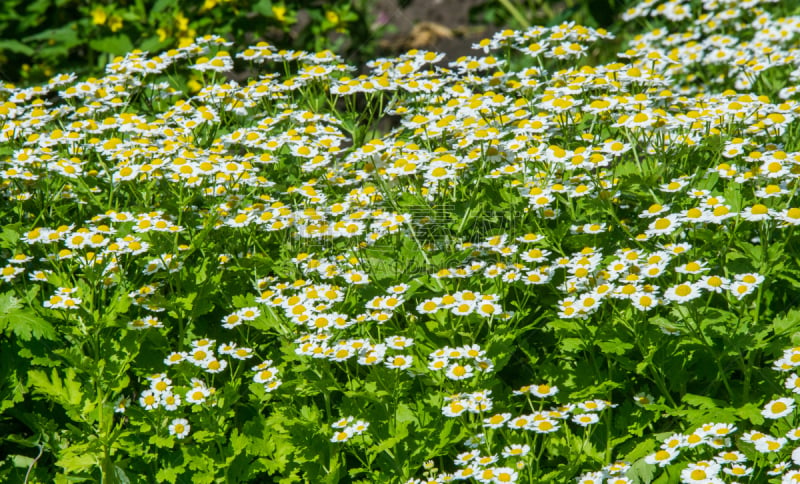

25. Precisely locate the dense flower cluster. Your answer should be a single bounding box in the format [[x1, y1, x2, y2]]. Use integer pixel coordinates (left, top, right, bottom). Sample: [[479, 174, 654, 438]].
[[3, 0, 800, 481], [579, 345, 800, 483]]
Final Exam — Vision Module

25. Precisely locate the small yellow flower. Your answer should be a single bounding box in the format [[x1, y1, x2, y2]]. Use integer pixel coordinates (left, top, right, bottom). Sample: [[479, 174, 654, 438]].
[[178, 36, 194, 48], [325, 10, 339, 26], [187, 77, 202, 93], [272, 5, 288, 22], [108, 14, 123, 32], [91, 8, 107, 26], [174, 12, 189, 31]]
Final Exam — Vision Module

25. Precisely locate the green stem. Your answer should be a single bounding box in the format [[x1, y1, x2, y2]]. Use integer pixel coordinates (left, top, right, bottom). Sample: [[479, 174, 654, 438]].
[[497, 0, 531, 28]]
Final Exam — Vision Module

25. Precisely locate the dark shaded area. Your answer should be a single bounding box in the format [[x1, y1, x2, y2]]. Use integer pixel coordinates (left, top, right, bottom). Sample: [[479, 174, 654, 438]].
[[373, 0, 501, 61]]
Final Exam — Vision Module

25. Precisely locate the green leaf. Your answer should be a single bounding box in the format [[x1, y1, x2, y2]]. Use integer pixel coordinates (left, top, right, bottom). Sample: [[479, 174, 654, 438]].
[[568, 379, 621, 400], [627, 457, 656, 484], [368, 425, 409, 462], [774, 308, 800, 335], [191, 430, 216, 443], [0, 290, 22, 313], [735, 402, 765, 426], [139, 36, 171, 53], [149, 434, 174, 448], [233, 293, 257, 308], [776, 272, 800, 290], [0, 227, 20, 250], [252, 0, 274, 17], [0, 291, 56, 341], [24, 25, 79, 44], [28, 367, 83, 409], [156, 465, 183, 484], [174, 292, 196, 311], [673, 393, 738, 427], [624, 437, 658, 462], [395, 402, 418, 425], [0, 354, 25, 412], [12, 454, 35, 468], [558, 337, 585, 353], [185, 446, 215, 478], [89, 35, 134, 55], [723, 181, 743, 211], [10, 311, 56, 341], [0, 39, 34, 55], [100, 291, 132, 328], [649, 314, 681, 333], [682, 393, 723, 410], [55, 444, 98, 473], [150, 0, 175, 16], [109, 463, 131, 484], [597, 338, 633, 355], [230, 429, 249, 456]]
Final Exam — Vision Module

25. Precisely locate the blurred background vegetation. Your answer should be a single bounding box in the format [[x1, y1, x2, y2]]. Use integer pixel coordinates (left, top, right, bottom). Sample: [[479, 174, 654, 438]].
[[0, 0, 632, 86]]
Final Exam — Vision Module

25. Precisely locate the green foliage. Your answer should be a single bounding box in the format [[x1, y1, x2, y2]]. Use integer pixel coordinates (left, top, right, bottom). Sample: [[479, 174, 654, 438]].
[[0, 290, 56, 341], [0, 0, 380, 84]]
